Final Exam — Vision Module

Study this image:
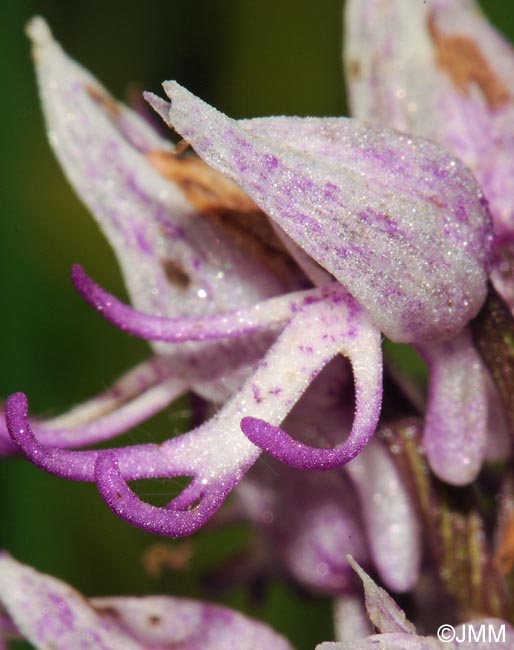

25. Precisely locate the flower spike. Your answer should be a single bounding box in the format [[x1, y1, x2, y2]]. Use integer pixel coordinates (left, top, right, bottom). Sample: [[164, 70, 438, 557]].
[[152, 81, 493, 343]]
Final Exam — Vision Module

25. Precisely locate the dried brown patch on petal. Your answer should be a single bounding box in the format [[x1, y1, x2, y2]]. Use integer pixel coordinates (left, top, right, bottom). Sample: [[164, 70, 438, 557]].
[[146, 150, 258, 213], [346, 58, 361, 82], [147, 150, 301, 284], [86, 84, 122, 118], [92, 605, 121, 619], [161, 259, 190, 289], [428, 14, 510, 110], [142, 541, 194, 579]]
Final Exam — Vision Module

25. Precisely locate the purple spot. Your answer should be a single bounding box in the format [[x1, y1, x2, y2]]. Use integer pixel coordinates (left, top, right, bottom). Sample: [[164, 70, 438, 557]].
[[323, 182, 339, 199], [252, 385, 263, 403], [264, 154, 279, 171]]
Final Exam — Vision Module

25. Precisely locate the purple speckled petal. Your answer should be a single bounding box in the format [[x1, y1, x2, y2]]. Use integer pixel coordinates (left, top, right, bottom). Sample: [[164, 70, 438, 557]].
[[0, 554, 293, 650], [0, 552, 142, 649], [418, 327, 488, 485], [72, 263, 326, 343], [345, 439, 421, 592], [89, 596, 294, 650], [26, 17, 299, 348], [0, 357, 181, 456], [155, 81, 492, 343], [345, 0, 514, 240], [240, 295, 382, 470], [346, 557, 415, 635]]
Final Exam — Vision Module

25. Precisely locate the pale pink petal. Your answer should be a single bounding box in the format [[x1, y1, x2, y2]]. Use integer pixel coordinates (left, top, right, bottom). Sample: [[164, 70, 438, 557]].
[[90, 596, 294, 649], [418, 327, 488, 484], [346, 439, 421, 592], [0, 553, 142, 649], [345, 0, 514, 239], [156, 81, 492, 343]]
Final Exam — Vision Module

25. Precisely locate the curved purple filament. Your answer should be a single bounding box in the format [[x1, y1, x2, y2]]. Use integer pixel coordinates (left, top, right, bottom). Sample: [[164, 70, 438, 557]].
[[71, 264, 295, 343], [95, 453, 233, 537]]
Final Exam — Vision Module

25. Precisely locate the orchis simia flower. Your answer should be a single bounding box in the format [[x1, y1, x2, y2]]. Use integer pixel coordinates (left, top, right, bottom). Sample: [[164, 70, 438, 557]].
[[0, 553, 293, 650], [3, 15, 493, 543], [1, 18, 421, 607], [345, 0, 514, 482]]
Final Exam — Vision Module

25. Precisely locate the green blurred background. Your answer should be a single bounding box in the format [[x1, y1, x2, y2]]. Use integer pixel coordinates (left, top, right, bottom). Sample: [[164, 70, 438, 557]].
[[1, 1, 513, 648]]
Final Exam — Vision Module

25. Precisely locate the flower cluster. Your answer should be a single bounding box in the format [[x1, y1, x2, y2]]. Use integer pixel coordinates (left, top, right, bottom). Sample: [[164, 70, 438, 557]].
[[2, 0, 514, 648]]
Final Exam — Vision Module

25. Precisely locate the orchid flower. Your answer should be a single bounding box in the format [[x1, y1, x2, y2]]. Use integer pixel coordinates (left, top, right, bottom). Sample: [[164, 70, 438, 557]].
[[4, 12, 493, 539], [316, 557, 514, 650], [344, 0, 514, 484], [0, 553, 293, 650]]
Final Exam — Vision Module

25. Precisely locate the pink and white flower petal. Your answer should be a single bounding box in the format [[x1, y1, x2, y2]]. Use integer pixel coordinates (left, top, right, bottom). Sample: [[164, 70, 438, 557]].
[[0, 552, 142, 649], [0, 553, 293, 650], [418, 327, 489, 484], [346, 439, 421, 592], [89, 595, 294, 650], [240, 297, 382, 470], [27, 16, 296, 343], [345, 0, 514, 239], [154, 82, 492, 343]]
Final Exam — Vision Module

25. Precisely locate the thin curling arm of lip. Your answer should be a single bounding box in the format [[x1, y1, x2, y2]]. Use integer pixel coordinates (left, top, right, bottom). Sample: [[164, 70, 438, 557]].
[[4, 392, 183, 482], [95, 452, 232, 538], [72, 264, 325, 343], [241, 325, 383, 470]]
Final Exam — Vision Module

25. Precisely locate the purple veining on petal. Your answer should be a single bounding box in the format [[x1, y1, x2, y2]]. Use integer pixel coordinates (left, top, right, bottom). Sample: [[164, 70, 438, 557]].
[[0, 552, 293, 650], [26, 17, 302, 377], [418, 327, 488, 485], [157, 81, 492, 343], [345, 0, 514, 241], [0, 552, 141, 649], [90, 595, 295, 650]]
